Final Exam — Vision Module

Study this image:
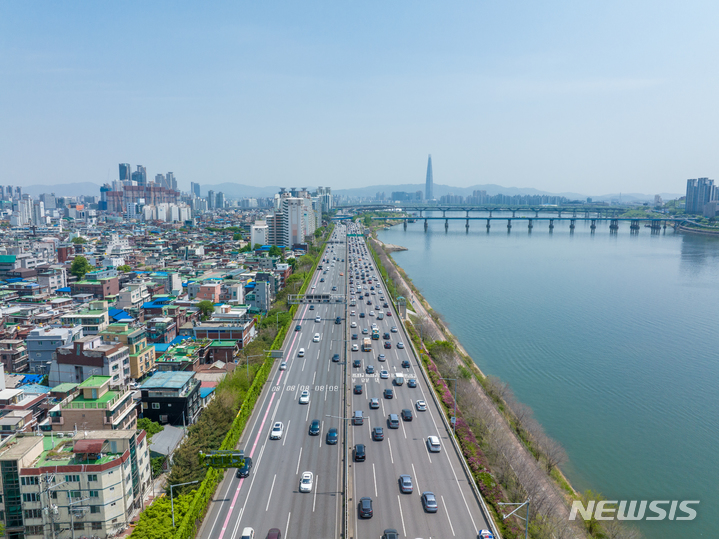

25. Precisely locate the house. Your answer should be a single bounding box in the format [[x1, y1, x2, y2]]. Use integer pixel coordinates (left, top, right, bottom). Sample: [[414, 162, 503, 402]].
[[26, 325, 83, 375], [140, 371, 201, 426], [100, 324, 155, 381], [0, 340, 29, 373], [49, 335, 130, 387], [59, 300, 110, 335]]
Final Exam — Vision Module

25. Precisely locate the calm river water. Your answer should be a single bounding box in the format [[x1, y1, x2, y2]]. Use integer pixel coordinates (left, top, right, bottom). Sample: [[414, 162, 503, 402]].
[[378, 215, 719, 538]]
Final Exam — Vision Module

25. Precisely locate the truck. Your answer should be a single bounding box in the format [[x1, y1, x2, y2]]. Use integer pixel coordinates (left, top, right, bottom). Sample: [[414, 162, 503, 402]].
[[362, 337, 372, 352], [371, 329, 380, 340]]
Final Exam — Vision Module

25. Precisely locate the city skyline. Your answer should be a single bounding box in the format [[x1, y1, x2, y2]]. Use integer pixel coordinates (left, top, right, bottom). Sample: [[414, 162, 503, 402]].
[[2, 2, 719, 194]]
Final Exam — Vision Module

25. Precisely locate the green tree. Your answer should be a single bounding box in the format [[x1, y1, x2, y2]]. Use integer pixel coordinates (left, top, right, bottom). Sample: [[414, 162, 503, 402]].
[[117, 264, 132, 272], [137, 417, 164, 443], [253, 243, 263, 249], [71, 236, 87, 244], [197, 300, 215, 320], [233, 233, 242, 241], [70, 256, 94, 280], [268, 245, 282, 258]]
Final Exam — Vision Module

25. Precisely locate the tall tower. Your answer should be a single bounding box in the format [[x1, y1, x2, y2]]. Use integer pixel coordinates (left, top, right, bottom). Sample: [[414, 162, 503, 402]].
[[425, 155, 433, 201], [119, 163, 131, 182]]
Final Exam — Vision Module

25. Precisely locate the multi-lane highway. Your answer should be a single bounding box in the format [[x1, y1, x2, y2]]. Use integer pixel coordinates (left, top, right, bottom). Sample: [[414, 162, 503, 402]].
[[198, 222, 494, 539]]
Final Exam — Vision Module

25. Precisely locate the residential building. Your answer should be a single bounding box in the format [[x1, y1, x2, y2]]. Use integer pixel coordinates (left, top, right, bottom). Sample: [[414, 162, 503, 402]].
[[116, 283, 151, 312], [26, 326, 83, 375], [0, 340, 29, 373], [685, 177, 717, 215], [59, 301, 110, 335], [37, 266, 67, 293], [140, 371, 201, 426], [100, 324, 154, 381], [49, 335, 130, 387]]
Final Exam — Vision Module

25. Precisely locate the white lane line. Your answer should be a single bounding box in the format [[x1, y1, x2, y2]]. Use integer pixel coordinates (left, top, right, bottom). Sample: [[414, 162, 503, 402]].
[[325, 384, 328, 400], [381, 399, 385, 415], [302, 355, 307, 371], [367, 416, 372, 434], [296, 448, 302, 475], [411, 463, 420, 496], [401, 417, 407, 439], [283, 420, 290, 447], [319, 421, 324, 448], [372, 463, 378, 497], [424, 438, 432, 463], [442, 495, 456, 536], [388, 437, 394, 464], [265, 474, 277, 512], [313, 475, 319, 512], [285, 512, 291, 539], [397, 495, 407, 537], [313, 371, 317, 385], [305, 404, 310, 422]]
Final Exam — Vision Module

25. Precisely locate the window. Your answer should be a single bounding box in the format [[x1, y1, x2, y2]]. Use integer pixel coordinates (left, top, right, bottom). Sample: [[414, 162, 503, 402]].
[[90, 506, 100, 514], [152, 403, 160, 410], [21, 477, 39, 485], [92, 522, 102, 530], [65, 475, 80, 483], [70, 491, 82, 499], [24, 508, 42, 519], [87, 474, 98, 482], [89, 490, 99, 498], [22, 493, 40, 502], [50, 491, 57, 499], [26, 525, 44, 535], [74, 522, 85, 530]]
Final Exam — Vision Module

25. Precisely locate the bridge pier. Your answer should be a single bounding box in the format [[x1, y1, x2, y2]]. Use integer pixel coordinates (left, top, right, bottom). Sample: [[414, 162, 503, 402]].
[[442, 210, 446, 218], [528, 218, 533, 231], [424, 219, 428, 232], [465, 219, 470, 232], [557, 211, 562, 218], [419, 210, 423, 218], [650, 219, 661, 233], [570, 219, 576, 231], [549, 219, 554, 231], [403, 220, 407, 230], [630, 220, 640, 233], [572, 210, 577, 218], [590, 219, 596, 232], [507, 219, 512, 231], [609, 219, 619, 232], [512, 210, 516, 218], [486, 219, 491, 231], [535, 211, 539, 218], [489, 210, 493, 218], [445, 219, 449, 231]]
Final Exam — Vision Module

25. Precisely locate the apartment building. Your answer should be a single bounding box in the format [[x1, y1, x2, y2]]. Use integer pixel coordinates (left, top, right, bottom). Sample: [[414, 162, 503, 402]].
[[49, 336, 130, 388], [26, 326, 83, 375], [140, 371, 201, 426]]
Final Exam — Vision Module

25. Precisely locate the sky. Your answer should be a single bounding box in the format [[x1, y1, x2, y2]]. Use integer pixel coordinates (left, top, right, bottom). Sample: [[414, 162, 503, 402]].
[[1, 1, 718, 196]]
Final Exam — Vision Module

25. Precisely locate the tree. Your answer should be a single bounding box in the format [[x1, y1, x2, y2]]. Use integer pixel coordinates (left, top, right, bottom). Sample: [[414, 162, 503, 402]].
[[137, 417, 164, 443], [71, 236, 87, 244], [197, 300, 215, 320], [268, 245, 282, 258], [253, 243, 263, 250], [70, 256, 94, 280], [117, 264, 132, 272]]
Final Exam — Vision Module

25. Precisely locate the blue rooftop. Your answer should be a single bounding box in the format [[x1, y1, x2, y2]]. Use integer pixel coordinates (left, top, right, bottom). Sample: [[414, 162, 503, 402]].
[[57, 287, 72, 293], [108, 308, 133, 322], [20, 384, 51, 395], [199, 387, 216, 399], [169, 336, 193, 346], [153, 343, 171, 354], [141, 371, 195, 390]]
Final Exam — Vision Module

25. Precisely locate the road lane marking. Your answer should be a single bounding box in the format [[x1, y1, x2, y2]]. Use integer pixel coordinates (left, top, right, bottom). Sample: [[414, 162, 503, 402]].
[[265, 474, 277, 512], [305, 403, 310, 422], [388, 437, 394, 464], [442, 495, 456, 536], [411, 463, 420, 496], [372, 463, 378, 497], [302, 355, 307, 371], [283, 420, 290, 447], [401, 416, 407, 439], [397, 495, 407, 537], [424, 438, 432, 463], [285, 512, 291, 539], [296, 448, 302, 475], [381, 399, 385, 415], [313, 475, 319, 512], [319, 421, 324, 448], [312, 371, 316, 385]]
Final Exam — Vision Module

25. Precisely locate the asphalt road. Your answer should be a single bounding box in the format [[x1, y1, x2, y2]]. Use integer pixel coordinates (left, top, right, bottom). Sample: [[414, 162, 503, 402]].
[[199, 227, 349, 539]]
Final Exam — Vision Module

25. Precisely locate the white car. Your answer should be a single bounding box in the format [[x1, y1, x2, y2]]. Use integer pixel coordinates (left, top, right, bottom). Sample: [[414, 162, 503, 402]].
[[350, 311, 356, 316], [313, 333, 320, 342], [478, 530, 495, 539], [298, 348, 305, 357], [299, 471, 314, 493], [416, 400, 427, 411], [369, 311, 375, 317], [269, 422, 284, 440], [352, 344, 359, 351], [299, 390, 310, 404], [351, 321, 357, 328], [379, 370, 389, 379], [279, 361, 287, 370], [427, 436, 442, 453], [315, 316, 321, 323]]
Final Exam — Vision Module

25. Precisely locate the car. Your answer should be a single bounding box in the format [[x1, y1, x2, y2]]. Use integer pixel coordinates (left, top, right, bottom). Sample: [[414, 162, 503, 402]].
[[427, 436, 442, 452], [386, 311, 392, 317], [399, 474, 413, 493], [416, 400, 427, 411], [382, 529, 399, 539], [362, 328, 369, 335], [295, 325, 301, 331], [478, 531, 495, 539], [377, 353, 385, 362], [309, 305, 314, 310], [320, 278, 325, 282], [380, 369, 389, 379], [370, 286, 374, 290], [350, 310, 356, 316], [354, 444, 366, 461], [332, 286, 337, 291], [279, 361, 287, 371], [366, 300, 372, 305], [353, 358, 361, 368], [266, 528, 281, 539], [384, 341, 392, 349], [390, 326, 398, 333], [401, 409, 413, 421], [330, 353, 340, 363], [359, 312, 365, 318], [383, 332, 390, 339], [369, 398, 379, 409], [359, 497, 373, 518], [299, 471, 314, 493], [326, 428, 338, 445], [396, 341, 404, 349], [270, 422, 284, 439], [309, 419, 320, 435], [421, 491, 438, 513], [388, 414, 399, 428], [401, 359, 410, 368], [313, 333, 320, 342], [351, 321, 357, 328], [369, 311, 375, 316], [315, 316, 321, 323], [384, 388, 393, 399], [407, 378, 417, 388], [354, 384, 363, 394], [299, 390, 310, 404], [352, 344, 359, 351], [236, 456, 253, 478], [366, 365, 375, 374], [372, 427, 384, 441], [298, 348, 305, 357], [335, 317, 342, 324], [240, 527, 255, 539]]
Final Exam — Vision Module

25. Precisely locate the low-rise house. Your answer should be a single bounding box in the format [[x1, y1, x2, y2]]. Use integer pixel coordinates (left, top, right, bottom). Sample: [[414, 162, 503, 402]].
[[26, 325, 83, 375], [140, 371, 201, 425], [154, 339, 209, 372], [37, 265, 67, 292], [49, 335, 130, 387], [0, 340, 29, 373], [100, 323, 155, 381], [145, 317, 177, 344], [59, 300, 110, 335]]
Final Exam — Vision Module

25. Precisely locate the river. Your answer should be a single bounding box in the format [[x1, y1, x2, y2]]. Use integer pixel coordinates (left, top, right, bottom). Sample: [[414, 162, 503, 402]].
[[378, 214, 719, 538]]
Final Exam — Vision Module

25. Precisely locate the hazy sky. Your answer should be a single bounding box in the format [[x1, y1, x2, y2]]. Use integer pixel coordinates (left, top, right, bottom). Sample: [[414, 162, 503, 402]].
[[2, 1, 718, 196]]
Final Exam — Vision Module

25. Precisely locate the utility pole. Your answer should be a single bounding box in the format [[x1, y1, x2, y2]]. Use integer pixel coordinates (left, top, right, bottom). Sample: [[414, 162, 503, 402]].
[[499, 498, 530, 539], [170, 480, 199, 527]]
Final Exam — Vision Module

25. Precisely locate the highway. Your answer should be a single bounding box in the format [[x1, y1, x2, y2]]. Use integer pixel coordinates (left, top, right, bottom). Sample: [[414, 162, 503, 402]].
[[198, 226, 349, 539], [198, 222, 493, 539]]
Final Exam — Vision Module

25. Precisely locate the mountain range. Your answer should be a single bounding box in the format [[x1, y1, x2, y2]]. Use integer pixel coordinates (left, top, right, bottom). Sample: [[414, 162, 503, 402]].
[[20, 182, 682, 204]]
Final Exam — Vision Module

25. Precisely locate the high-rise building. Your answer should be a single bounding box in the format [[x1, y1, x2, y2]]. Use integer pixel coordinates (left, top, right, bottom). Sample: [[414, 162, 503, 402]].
[[207, 190, 215, 209], [686, 177, 717, 215], [191, 182, 201, 197], [119, 163, 131, 182], [251, 220, 269, 247], [167, 172, 177, 190], [425, 155, 433, 201], [216, 192, 225, 209], [155, 173, 166, 187], [14, 186, 22, 200], [131, 165, 147, 186]]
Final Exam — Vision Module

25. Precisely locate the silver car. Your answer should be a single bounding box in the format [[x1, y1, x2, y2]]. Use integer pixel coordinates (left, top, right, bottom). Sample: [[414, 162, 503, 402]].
[[399, 474, 413, 493]]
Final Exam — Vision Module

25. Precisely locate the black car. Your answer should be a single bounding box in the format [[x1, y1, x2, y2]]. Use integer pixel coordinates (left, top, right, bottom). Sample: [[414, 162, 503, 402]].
[[359, 312, 365, 318], [407, 378, 417, 388], [384, 341, 392, 349], [309, 305, 314, 310], [353, 358, 361, 368], [332, 353, 340, 362], [382, 530, 399, 539], [367, 300, 372, 305], [366, 365, 375, 374], [401, 409, 413, 421], [383, 303, 389, 308], [354, 444, 366, 461], [384, 388, 394, 399], [359, 497, 373, 518], [235, 456, 253, 478], [383, 333, 390, 340], [401, 359, 410, 368], [352, 333, 358, 340], [326, 428, 338, 445], [354, 384, 363, 394], [309, 419, 320, 435], [372, 427, 384, 441], [335, 317, 342, 324]]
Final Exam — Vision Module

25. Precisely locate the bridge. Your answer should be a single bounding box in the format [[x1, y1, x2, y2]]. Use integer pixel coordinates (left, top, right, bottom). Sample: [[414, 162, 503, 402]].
[[337, 202, 634, 217]]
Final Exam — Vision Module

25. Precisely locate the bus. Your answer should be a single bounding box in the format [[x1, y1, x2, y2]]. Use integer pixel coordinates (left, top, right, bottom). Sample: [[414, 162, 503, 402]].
[[362, 338, 372, 352], [371, 329, 380, 340]]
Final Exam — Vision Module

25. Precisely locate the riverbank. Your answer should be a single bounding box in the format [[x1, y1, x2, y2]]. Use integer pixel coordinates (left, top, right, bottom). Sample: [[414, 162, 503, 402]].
[[676, 223, 719, 235]]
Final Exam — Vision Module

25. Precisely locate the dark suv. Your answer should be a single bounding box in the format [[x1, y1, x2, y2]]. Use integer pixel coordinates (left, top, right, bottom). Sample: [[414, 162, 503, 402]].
[[309, 420, 320, 435], [235, 456, 252, 478], [359, 497, 373, 518], [354, 444, 366, 462]]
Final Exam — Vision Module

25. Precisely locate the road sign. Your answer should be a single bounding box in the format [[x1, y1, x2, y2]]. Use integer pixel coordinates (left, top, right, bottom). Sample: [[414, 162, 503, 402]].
[[199, 450, 245, 469]]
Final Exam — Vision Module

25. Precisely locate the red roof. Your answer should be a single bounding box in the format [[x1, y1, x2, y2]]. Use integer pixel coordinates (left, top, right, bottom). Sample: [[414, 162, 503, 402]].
[[73, 439, 105, 453]]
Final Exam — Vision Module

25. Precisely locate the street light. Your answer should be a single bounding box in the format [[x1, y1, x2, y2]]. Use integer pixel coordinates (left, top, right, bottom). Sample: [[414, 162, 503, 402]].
[[170, 480, 200, 527], [239, 353, 263, 380], [439, 377, 457, 433], [499, 498, 530, 539]]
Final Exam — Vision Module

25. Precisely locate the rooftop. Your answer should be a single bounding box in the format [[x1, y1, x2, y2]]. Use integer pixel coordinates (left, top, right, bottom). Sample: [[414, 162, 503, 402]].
[[141, 371, 195, 390], [78, 375, 111, 388]]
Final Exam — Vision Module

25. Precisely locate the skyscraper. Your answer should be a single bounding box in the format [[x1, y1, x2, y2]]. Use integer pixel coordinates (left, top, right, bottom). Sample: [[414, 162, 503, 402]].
[[131, 165, 147, 186], [686, 177, 717, 214], [207, 190, 215, 209], [191, 182, 201, 198], [425, 155, 433, 201], [167, 172, 177, 191], [119, 163, 131, 182]]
